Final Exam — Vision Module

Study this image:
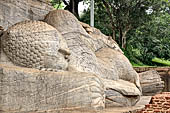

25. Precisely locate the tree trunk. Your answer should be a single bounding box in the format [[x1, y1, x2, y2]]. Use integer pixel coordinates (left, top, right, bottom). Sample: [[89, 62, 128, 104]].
[[118, 27, 122, 46], [102, 0, 116, 41], [70, 0, 79, 17], [121, 27, 130, 49], [112, 28, 116, 41], [64, 0, 79, 18], [122, 32, 127, 48]]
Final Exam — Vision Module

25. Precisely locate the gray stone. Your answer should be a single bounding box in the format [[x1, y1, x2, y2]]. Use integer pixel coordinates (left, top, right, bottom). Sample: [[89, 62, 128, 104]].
[[0, 20, 70, 71], [95, 48, 141, 92], [139, 70, 164, 96], [103, 79, 141, 107], [44, 10, 102, 76], [0, 0, 54, 30], [0, 6, 143, 111], [44, 10, 127, 80], [44, 10, 142, 107], [80, 22, 123, 54], [0, 64, 105, 113]]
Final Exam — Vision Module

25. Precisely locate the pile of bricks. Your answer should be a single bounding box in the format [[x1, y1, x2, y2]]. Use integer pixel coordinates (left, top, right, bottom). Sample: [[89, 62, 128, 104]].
[[137, 92, 170, 113]]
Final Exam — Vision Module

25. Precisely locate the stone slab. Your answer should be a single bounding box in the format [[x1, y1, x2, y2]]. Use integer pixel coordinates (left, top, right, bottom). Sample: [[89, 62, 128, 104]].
[[0, 64, 105, 113]]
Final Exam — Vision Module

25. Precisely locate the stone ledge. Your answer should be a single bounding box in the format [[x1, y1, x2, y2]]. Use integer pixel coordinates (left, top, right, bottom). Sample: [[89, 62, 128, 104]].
[[0, 64, 105, 113]]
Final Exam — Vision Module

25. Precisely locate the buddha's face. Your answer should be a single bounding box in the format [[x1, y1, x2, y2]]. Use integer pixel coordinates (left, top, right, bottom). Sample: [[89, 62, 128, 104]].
[[43, 41, 69, 70]]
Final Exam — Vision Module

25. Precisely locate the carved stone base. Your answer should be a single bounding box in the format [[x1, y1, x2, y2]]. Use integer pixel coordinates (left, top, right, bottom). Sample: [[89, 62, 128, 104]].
[[0, 64, 105, 113]]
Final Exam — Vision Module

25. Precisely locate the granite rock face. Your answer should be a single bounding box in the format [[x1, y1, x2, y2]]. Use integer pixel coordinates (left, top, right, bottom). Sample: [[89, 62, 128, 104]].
[[0, 64, 105, 113], [139, 70, 164, 96], [95, 48, 141, 91], [0, 3, 142, 112], [0, 0, 53, 30], [104, 79, 141, 107], [44, 10, 126, 79], [44, 10, 100, 74], [44, 10, 141, 107], [1, 20, 70, 71]]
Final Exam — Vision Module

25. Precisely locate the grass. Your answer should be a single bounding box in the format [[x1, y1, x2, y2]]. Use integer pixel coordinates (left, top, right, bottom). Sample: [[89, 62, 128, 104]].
[[131, 62, 153, 67], [152, 57, 170, 66]]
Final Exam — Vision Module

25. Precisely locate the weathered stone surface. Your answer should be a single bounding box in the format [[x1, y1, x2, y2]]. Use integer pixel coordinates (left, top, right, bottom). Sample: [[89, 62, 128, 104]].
[[0, 64, 105, 113], [44, 10, 102, 75], [139, 70, 164, 96], [95, 48, 141, 92], [1, 20, 70, 71], [104, 79, 141, 107], [134, 67, 170, 92], [0, 0, 54, 29], [44, 10, 142, 107], [80, 22, 123, 54], [44, 10, 128, 79], [0, 6, 143, 111]]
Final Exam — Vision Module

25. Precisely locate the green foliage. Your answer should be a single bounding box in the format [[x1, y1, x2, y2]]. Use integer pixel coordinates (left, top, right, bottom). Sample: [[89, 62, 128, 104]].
[[81, 0, 169, 66], [80, 2, 112, 36], [50, 0, 65, 9], [126, 12, 170, 66], [81, 0, 168, 48], [105, 0, 166, 48], [122, 43, 146, 66], [51, 0, 170, 66]]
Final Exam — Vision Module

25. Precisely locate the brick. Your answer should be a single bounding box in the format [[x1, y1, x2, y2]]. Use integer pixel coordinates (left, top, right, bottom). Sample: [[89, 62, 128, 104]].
[[166, 110, 170, 113], [138, 92, 170, 112], [154, 110, 161, 112], [163, 102, 170, 106], [162, 92, 170, 94], [145, 104, 152, 108], [165, 97, 170, 100], [155, 68, 169, 71], [152, 99, 160, 102], [168, 71, 170, 75], [160, 100, 166, 103]]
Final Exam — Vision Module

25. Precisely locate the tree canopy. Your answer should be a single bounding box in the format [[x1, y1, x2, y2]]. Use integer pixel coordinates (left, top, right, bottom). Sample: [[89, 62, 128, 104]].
[[51, 0, 170, 66], [51, 0, 83, 18]]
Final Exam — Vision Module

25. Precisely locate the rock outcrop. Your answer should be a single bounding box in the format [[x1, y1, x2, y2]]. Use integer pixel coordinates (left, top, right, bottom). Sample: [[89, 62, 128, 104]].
[[44, 10, 141, 106], [0, 3, 142, 112], [1, 20, 69, 71], [0, 0, 53, 29], [139, 70, 164, 96], [0, 64, 105, 113]]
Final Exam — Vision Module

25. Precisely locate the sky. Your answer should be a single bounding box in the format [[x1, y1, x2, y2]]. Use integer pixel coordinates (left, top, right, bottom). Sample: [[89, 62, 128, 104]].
[[55, 1, 90, 15], [78, 1, 89, 14]]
